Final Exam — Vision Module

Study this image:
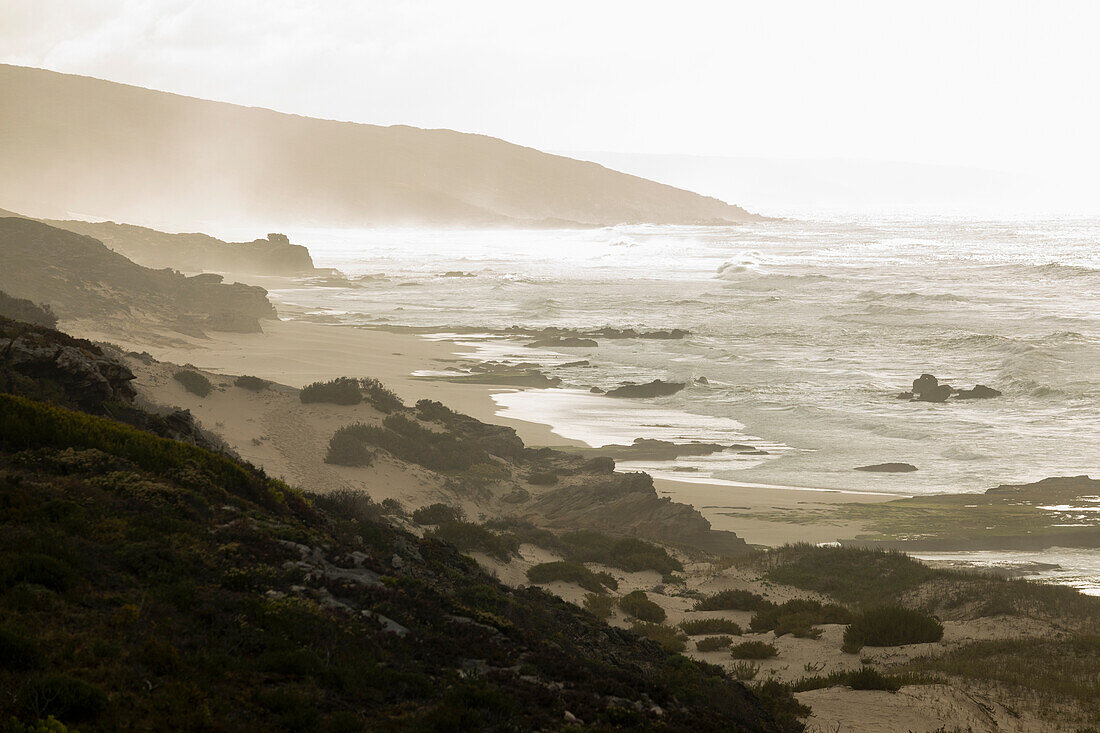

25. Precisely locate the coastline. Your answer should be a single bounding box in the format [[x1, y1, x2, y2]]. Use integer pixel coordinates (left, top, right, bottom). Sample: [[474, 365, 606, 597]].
[[65, 315, 897, 547]]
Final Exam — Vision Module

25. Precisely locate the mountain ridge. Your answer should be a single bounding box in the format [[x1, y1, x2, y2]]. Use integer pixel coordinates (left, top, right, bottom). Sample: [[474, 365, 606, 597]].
[[0, 64, 760, 230]]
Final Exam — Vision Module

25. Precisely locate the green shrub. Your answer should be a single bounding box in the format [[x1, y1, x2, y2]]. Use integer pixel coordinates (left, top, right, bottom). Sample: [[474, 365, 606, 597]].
[[329, 414, 489, 472], [583, 592, 615, 620], [325, 424, 375, 466], [767, 544, 936, 607], [729, 641, 778, 660], [679, 618, 742, 635], [618, 590, 666, 623], [427, 521, 520, 562], [234, 375, 269, 391], [415, 399, 456, 422], [526, 471, 558, 486], [299, 377, 362, 405], [630, 622, 687, 653], [729, 661, 759, 680], [559, 530, 682, 574], [526, 561, 613, 594], [695, 635, 734, 652], [20, 674, 108, 722], [693, 589, 766, 612], [256, 649, 324, 677], [173, 369, 212, 397], [412, 503, 464, 525], [791, 666, 905, 693], [750, 598, 852, 637], [1, 553, 76, 592], [0, 291, 57, 328], [842, 606, 944, 653], [360, 377, 403, 413], [0, 624, 43, 670]]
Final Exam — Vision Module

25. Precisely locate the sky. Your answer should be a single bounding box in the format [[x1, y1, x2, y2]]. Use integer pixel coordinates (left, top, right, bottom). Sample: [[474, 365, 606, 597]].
[[3, 0, 1099, 190]]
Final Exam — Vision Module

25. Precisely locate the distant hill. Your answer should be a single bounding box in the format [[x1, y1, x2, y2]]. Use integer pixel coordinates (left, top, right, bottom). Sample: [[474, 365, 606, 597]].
[[0, 217, 275, 334], [0, 64, 759, 229]]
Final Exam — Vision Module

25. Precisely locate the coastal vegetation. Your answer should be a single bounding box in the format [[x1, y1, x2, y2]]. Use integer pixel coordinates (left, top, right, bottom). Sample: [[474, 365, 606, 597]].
[[695, 635, 735, 652], [233, 374, 269, 391], [842, 606, 944, 653], [526, 561, 618, 594], [680, 618, 743, 636], [172, 369, 212, 397], [729, 641, 779, 660], [618, 590, 666, 623]]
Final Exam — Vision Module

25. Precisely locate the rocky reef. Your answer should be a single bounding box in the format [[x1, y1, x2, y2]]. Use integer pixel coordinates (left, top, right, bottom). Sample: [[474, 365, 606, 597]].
[[897, 373, 1003, 402]]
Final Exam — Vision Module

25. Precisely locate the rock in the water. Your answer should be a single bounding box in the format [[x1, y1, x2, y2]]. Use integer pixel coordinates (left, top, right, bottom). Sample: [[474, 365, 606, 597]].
[[855, 463, 918, 473], [526, 337, 598, 348], [911, 373, 952, 402], [695, 376, 709, 384], [954, 384, 1002, 399], [589, 386, 605, 394], [606, 379, 685, 398]]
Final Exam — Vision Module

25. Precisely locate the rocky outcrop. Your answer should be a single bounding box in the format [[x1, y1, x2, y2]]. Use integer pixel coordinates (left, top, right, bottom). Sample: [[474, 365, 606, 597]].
[[606, 379, 686, 398], [0, 217, 277, 335], [855, 463, 918, 473], [566, 438, 755, 461], [0, 316, 135, 410], [526, 337, 598, 348], [898, 374, 1002, 402]]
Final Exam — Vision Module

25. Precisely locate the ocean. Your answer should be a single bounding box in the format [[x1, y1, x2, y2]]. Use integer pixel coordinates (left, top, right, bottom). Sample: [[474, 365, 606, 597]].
[[253, 216, 1100, 593]]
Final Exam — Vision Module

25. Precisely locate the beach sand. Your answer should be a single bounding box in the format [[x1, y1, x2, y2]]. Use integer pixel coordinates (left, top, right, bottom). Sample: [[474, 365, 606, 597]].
[[70, 316, 889, 546]]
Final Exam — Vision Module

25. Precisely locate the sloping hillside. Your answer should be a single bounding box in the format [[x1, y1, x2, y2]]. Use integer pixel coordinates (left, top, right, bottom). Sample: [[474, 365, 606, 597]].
[[0, 317, 802, 731], [0, 218, 275, 334], [0, 64, 759, 229]]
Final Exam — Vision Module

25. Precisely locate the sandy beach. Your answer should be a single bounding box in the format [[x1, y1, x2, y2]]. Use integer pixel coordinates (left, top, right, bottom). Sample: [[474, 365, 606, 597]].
[[69, 316, 892, 547]]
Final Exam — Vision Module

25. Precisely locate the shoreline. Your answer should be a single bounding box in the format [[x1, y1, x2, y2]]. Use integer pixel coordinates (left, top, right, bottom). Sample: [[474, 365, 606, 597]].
[[67, 315, 894, 546]]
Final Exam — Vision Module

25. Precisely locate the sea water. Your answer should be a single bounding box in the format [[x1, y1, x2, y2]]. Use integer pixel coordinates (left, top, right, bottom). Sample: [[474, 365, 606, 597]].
[[253, 216, 1100, 592]]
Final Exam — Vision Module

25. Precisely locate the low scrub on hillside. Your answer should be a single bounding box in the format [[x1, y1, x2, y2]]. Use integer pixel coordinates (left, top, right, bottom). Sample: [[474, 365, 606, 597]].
[[631, 622, 687, 653], [299, 376, 362, 405], [411, 503, 465, 525], [619, 590, 666, 623], [750, 599, 852, 638], [0, 291, 57, 327], [426, 521, 520, 562], [582, 592, 615, 620], [559, 530, 683, 574], [695, 635, 735, 652], [729, 641, 778, 660], [694, 589, 767, 612], [680, 618, 743, 636], [526, 561, 617, 594], [324, 423, 375, 466], [233, 375, 269, 391], [173, 369, 212, 397], [842, 606, 944, 653], [360, 377, 404, 413], [790, 666, 915, 693]]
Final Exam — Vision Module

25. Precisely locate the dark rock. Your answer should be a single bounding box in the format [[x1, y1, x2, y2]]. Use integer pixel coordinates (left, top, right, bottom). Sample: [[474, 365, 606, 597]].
[[954, 384, 1002, 399], [606, 380, 686, 398], [695, 376, 709, 384], [589, 386, 605, 394], [911, 374, 952, 402], [855, 463, 918, 473], [527, 337, 598, 348]]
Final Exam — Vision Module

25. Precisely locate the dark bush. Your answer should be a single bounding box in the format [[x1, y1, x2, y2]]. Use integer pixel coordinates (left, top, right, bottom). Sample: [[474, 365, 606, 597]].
[[618, 590, 666, 623], [1, 553, 76, 592], [526, 471, 558, 486], [299, 377, 362, 405], [750, 598, 852, 637], [559, 530, 682, 574], [582, 592, 614, 620], [330, 414, 488, 472], [693, 589, 767, 612], [234, 375, 269, 391], [791, 666, 903, 693], [680, 618, 742, 635], [256, 649, 324, 677], [630, 621, 687, 652], [412, 503, 464, 525], [0, 291, 57, 327], [526, 561, 613, 594], [842, 606, 944, 653], [325, 424, 375, 466], [20, 674, 108, 721], [0, 624, 42, 670], [695, 635, 734, 652], [360, 377, 403, 413], [173, 369, 212, 397], [427, 521, 520, 562], [729, 641, 778, 660]]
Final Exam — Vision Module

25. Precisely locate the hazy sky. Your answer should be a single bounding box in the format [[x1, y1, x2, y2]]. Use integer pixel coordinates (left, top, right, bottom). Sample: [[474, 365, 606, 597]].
[[3, 0, 1099, 179]]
